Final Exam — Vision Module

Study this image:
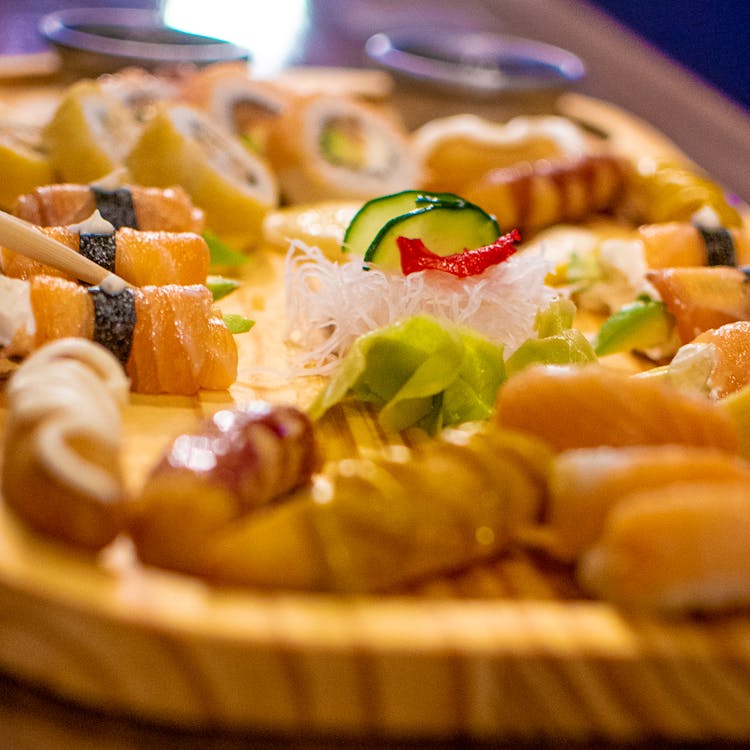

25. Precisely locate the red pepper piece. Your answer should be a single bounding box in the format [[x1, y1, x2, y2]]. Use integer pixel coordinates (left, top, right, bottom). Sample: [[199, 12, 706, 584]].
[[397, 228, 521, 278]]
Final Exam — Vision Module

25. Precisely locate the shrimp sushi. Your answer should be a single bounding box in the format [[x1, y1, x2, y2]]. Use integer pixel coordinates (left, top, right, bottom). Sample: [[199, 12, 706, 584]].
[[1, 221, 210, 287], [15, 183, 205, 233], [1, 275, 237, 394]]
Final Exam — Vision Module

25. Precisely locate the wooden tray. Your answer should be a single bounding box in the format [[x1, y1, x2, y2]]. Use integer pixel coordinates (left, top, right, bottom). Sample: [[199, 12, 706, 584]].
[[2, 85, 750, 744]]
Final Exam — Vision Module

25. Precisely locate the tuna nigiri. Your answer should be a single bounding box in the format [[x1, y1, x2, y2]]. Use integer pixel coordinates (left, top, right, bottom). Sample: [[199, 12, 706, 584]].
[[14, 183, 205, 233], [1, 275, 237, 394]]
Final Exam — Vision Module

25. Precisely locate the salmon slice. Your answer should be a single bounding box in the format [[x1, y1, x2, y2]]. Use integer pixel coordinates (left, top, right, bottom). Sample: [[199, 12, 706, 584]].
[[541, 444, 750, 561], [646, 266, 750, 343], [126, 284, 237, 394], [30, 275, 94, 346], [1, 226, 209, 286], [14, 183, 205, 233], [494, 364, 739, 452], [688, 321, 750, 398], [578, 479, 750, 612]]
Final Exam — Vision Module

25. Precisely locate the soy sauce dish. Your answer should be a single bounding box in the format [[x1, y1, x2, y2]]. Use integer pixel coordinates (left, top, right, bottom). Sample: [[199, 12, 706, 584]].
[[39, 7, 249, 74]]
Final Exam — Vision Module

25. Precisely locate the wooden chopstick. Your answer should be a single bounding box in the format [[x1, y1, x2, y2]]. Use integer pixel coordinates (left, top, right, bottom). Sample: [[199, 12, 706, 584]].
[[0, 209, 132, 292]]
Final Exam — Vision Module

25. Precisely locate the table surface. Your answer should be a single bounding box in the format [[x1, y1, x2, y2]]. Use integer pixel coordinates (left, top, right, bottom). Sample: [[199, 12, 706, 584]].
[[1, 1, 749, 748]]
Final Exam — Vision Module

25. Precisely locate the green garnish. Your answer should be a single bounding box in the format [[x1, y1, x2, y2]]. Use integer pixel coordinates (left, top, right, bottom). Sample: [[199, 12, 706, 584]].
[[203, 229, 248, 267], [595, 294, 675, 356], [222, 314, 255, 334], [207, 275, 241, 301]]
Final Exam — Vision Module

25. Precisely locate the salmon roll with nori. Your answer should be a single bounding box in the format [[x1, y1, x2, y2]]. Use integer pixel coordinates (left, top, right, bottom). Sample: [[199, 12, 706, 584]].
[[14, 183, 205, 233], [181, 61, 290, 157], [1, 275, 237, 394], [266, 93, 422, 204], [1, 222, 210, 287]]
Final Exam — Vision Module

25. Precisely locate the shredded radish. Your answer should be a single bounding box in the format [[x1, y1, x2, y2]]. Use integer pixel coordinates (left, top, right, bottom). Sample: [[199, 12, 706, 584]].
[[284, 240, 560, 375]]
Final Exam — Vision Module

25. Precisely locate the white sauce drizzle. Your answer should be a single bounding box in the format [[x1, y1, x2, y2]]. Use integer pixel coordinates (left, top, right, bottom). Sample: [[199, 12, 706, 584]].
[[6, 338, 130, 503], [66, 209, 116, 235], [0, 275, 34, 349]]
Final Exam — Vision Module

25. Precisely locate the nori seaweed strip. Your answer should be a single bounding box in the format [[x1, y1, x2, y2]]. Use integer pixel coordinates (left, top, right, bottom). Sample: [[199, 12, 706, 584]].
[[91, 187, 138, 229], [88, 286, 136, 365], [79, 232, 117, 272], [696, 224, 736, 266]]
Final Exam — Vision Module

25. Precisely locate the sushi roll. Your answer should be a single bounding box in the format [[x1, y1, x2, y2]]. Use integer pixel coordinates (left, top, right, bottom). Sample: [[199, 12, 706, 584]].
[[0, 122, 54, 212], [0, 275, 237, 395], [130, 402, 321, 576], [42, 79, 140, 183], [266, 93, 423, 204], [15, 183, 205, 233], [463, 153, 627, 235], [412, 113, 587, 194], [127, 103, 279, 250], [2, 338, 130, 549], [1, 215, 210, 287], [180, 61, 291, 156]]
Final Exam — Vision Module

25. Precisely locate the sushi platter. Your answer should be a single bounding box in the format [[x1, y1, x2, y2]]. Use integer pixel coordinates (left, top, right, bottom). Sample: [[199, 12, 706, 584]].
[[2, 61, 750, 745]]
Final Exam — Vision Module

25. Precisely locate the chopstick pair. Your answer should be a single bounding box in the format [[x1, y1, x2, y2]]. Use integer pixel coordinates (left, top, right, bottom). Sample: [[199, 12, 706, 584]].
[[0, 208, 131, 292]]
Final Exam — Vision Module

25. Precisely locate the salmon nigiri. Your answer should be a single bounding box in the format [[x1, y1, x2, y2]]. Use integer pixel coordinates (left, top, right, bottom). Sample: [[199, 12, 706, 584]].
[[494, 364, 739, 452], [646, 265, 750, 343], [1, 222, 209, 287], [14, 183, 205, 233], [2, 275, 237, 394]]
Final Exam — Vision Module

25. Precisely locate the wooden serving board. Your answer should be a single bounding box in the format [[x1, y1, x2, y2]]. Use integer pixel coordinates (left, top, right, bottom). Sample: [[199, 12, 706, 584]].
[[2, 86, 750, 743]]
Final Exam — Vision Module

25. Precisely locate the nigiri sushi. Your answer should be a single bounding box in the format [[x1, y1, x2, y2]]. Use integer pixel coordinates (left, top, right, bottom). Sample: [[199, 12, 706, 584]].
[[15, 183, 205, 233], [463, 153, 627, 235], [646, 266, 750, 343], [2, 338, 130, 549], [1, 217, 210, 287], [199, 424, 551, 592], [494, 364, 739, 452], [1, 275, 237, 394], [130, 402, 320, 576]]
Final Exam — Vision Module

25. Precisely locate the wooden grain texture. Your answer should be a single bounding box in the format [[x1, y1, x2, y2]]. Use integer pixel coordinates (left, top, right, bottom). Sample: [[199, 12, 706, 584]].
[[2, 91, 750, 743]]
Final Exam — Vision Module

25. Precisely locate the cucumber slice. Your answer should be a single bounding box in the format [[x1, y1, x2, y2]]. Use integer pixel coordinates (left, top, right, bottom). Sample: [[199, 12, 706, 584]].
[[343, 190, 465, 257], [363, 202, 500, 270]]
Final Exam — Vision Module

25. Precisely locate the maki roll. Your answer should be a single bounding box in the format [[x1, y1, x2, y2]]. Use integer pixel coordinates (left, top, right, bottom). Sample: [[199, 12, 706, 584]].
[[266, 93, 422, 204], [181, 61, 291, 156], [0, 275, 238, 394], [15, 183, 205, 233], [127, 103, 279, 250]]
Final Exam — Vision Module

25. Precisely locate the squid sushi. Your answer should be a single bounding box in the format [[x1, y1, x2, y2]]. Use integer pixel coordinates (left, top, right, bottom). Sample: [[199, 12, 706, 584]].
[[0, 275, 237, 394], [266, 93, 422, 204], [180, 61, 291, 156], [130, 402, 321, 576], [463, 153, 627, 235], [15, 182, 205, 233], [1, 217, 210, 287], [2, 338, 130, 549]]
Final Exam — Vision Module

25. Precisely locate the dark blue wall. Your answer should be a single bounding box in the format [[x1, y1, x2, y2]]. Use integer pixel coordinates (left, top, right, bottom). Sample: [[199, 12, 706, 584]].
[[590, 1, 750, 111]]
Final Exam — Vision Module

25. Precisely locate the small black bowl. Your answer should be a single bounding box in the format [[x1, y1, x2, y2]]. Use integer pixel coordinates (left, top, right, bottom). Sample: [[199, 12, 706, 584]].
[[365, 27, 585, 99], [39, 7, 250, 74]]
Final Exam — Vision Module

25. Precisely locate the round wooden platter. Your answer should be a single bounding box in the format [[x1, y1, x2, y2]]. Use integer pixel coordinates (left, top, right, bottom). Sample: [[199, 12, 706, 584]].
[[2, 84, 750, 743]]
